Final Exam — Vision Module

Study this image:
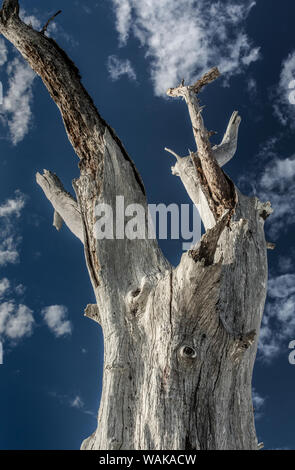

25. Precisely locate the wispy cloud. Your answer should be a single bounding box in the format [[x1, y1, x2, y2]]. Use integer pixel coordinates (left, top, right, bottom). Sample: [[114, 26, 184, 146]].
[[259, 273, 295, 361], [252, 388, 266, 420], [0, 9, 39, 145], [238, 137, 295, 362], [0, 7, 78, 145], [0, 58, 36, 145], [273, 51, 295, 127], [20, 9, 42, 30], [49, 391, 96, 418], [258, 153, 295, 239], [107, 55, 137, 82], [0, 38, 8, 67], [0, 239, 19, 266], [0, 191, 26, 266], [278, 256, 294, 274], [111, 0, 259, 96], [0, 278, 10, 299], [0, 302, 34, 341], [239, 138, 295, 240], [70, 395, 84, 409], [0, 279, 26, 300], [247, 77, 257, 96], [73, 1, 98, 16], [0, 191, 35, 353], [20, 8, 76, 46], [0, 192, 26, 218], [42, 305, 72, 337], [15, 284, 26, 296]]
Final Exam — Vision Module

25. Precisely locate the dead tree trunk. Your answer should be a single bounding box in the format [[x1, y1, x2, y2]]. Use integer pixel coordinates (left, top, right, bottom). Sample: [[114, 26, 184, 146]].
[[0, 1, 272, 450]]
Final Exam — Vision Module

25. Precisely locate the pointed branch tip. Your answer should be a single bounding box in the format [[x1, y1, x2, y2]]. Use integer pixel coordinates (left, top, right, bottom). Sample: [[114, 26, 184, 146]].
[[192, 67, 221, 94], [167, 67, 220, 98], [164, 147, 182, 162], [40, 10, 62, 35]]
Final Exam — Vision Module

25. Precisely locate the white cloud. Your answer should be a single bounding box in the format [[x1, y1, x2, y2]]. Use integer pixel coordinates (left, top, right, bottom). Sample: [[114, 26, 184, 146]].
[[0, 57, 36, 145], [0, 38, 8, 67], [259, 273, 295, 361], [20, 9, 42, 30], [240, 139, 295, 361], [252, 388, 266, 420], [0, 192, 26, 266], [239, 139, 295, 240], [0, 7, 79, 145], [112, 0, 132, 46], [107, 55, 137, 81], [0, 302, 34, 340], [268, 275, 295, 299], [0, 279, 10, 298], [42, 305, 72, 337], [0, 9, 39, 145], [0, 192, 26, 218], [273, 51, 295, 127], [0, 191, 34, 352], [258, 153, 295, 239], [260, 157, 295, 190], [0, 246, 19, 266], [111, 0, 259, 96]]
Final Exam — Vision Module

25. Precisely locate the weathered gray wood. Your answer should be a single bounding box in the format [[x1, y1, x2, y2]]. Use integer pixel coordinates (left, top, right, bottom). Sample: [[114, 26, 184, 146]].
[[167, 72, 236, 221], [166, 109, 240, 230], [0, 1, 272, 450], [36, 170, 83, 241]]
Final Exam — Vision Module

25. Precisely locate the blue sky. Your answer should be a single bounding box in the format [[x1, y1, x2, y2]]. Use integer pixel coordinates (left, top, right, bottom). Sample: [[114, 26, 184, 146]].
[[0, 0, 295, 450]]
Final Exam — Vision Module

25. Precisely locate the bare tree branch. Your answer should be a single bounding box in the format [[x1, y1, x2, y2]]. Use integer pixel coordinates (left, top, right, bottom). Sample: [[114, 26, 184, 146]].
[[164, 147, 182, 162], [0, 0, 142, 193], [167, 69, 236, 220], [0, 0, 168, 293], [36, 170, 83, 242], [191, 66, 221, 94], [40, 10, 62, 35], [213, 111, 241, 167]]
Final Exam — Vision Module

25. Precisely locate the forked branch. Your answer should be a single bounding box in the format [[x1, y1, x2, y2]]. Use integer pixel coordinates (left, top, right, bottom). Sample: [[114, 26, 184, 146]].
[[167, 68, 236, 220]]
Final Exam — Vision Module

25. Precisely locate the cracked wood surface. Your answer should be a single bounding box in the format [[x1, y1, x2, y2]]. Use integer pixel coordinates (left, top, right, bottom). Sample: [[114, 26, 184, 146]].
[[0, 0, 272, 450]]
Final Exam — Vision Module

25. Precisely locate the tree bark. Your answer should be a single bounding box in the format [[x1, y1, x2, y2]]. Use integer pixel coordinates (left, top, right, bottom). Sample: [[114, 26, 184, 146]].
[[0, 1, 272, 450]]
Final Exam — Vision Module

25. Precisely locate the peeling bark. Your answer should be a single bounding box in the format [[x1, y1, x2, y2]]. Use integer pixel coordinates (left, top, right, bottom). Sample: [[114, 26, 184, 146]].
[[0, 1, 272, 450]]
